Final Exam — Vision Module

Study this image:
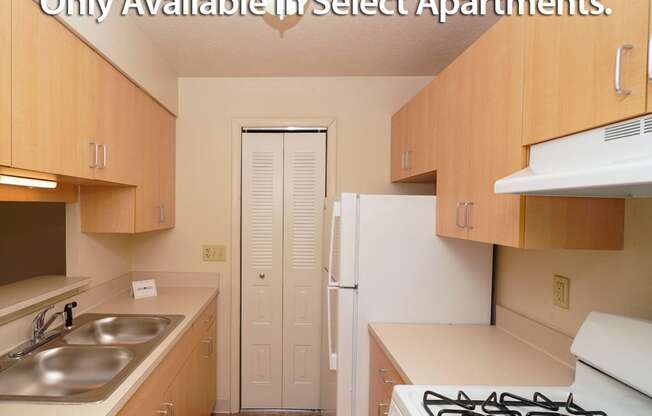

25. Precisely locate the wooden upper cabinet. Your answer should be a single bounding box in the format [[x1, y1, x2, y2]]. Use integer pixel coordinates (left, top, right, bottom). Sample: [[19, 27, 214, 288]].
[[408, 84, 436, 177], [435, 53, 472, 241], [11, 0, 97, 179], [0, 0, 10, 166], [523, 0, 650, 145], [435, 16, 625, 251], [94, 59, 140, 186], [465, 15, 525, 247], [390, 104, 408, 182], [648, 3, 652, 114], [158, 106, 176, 230], [135, 96, 176, 233], [391, 79, 437, 183]]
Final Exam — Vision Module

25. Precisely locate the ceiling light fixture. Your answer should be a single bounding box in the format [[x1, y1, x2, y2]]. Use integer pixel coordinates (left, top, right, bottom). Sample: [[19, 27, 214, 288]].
[[0, 167, 58, 189], [262, 0, 308, 37]]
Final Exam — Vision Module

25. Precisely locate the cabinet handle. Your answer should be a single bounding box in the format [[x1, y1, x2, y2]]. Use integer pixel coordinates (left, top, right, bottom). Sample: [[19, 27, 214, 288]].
[[98, 144, 108, 169], [455, 202, 465, 229], [89, 142, 99, 168], [378, 368, 396, 385], [405, 150, 411, 170], [162, 402, 175, 416], [202, 338, 213, 358], [378, 403, 389, 416], [615, 44, 634, 96], [158, 205, 165, 224], [464, 202, 474, 230], [400, 151, 405, 170]]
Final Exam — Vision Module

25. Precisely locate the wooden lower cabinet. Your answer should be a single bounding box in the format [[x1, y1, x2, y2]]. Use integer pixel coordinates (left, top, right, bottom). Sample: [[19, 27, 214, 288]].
[[369, 335, 408, 416], [118, 297, 217, 416]]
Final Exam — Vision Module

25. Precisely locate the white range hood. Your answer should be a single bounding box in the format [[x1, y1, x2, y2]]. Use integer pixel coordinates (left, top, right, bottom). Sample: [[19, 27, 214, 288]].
[[495, 115, 652, 198]]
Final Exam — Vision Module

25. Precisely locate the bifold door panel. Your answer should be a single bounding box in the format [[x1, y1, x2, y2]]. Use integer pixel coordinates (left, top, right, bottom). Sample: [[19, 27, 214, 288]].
[[241, 132, 326, 410], [242, 133, 285, 408]]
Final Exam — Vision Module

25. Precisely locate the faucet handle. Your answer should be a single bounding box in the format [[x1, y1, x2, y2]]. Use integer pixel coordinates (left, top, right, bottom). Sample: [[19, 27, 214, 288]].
[[33, 305, 54, 326], [31, 305, 54, 341]]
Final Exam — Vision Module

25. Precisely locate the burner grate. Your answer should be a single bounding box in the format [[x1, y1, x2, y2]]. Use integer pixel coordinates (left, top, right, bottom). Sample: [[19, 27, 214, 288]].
[[422, 391, 607, 416]]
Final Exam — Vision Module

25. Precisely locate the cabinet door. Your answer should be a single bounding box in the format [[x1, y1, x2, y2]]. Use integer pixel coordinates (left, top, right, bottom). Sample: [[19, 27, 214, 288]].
[[390, 105, 408, 182], [466, 17, 525, 247], [94, 60, 139, 185], [198, 323, 217, 415], [12, 0, 96, 179], [407, 85, 434, 177], [523, 0, 649, 145], [135, 91, 161, 233], [0, 0, 9, 166], [435, 48, 472, 240], [158, 107, 176, 230]]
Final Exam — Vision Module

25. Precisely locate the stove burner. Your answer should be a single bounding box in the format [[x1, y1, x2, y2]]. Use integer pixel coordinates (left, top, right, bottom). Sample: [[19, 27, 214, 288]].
[[422, 391, 607, 416]]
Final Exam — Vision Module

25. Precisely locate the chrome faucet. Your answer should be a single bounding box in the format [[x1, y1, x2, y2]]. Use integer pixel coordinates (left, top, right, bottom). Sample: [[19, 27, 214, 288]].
[[7, 302, 78, 359]]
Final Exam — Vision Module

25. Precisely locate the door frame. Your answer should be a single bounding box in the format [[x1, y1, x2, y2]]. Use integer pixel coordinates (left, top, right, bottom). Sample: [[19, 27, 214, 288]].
[[230, 118, 338, 413]]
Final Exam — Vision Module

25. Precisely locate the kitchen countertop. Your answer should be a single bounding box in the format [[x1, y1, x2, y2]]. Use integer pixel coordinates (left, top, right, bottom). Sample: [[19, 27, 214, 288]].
[[0, 286, 218, 416], [369, 323, 575, 386]]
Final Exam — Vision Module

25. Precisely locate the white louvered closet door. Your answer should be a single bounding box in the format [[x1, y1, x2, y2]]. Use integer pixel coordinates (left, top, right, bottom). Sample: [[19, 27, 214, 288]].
[[282, 133, 326, 409], [242, 133, 284, 409]]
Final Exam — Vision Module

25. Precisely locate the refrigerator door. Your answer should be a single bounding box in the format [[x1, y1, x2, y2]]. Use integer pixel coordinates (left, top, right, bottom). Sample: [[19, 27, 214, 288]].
[[321, 195, 358, 416]]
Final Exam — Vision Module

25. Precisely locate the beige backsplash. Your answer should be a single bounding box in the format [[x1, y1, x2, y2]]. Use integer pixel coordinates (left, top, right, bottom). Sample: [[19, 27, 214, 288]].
[[496, 198, 652, 338], [0, 273, 132, 355]]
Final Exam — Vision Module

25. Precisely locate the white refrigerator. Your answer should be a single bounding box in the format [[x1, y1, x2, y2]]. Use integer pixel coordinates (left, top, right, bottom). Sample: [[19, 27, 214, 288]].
[[320, 194, 493, 416]]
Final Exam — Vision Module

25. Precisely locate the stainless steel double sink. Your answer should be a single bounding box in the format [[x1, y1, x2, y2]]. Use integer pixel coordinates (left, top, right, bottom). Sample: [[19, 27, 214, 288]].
[[0, 313, 183, 403]]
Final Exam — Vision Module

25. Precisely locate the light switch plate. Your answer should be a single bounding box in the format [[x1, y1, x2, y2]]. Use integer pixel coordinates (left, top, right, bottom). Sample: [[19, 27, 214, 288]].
[[203, 245, 226, 262], [553, 275, 570, 309]]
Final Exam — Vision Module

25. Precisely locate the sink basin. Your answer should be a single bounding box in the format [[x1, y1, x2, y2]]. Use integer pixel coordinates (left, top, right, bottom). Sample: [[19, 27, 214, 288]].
[[0, 313, 183, 403], [63, 316, 171, 345], [0, 346, 132, 397]]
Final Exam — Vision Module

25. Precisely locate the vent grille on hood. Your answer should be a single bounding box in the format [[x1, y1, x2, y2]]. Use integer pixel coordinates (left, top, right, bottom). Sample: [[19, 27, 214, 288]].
[[604, 119, 641, 141]]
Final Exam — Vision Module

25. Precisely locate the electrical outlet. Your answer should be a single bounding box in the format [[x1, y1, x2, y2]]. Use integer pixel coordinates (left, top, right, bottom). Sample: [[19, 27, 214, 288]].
[[203, 245, 226, 262], [553, 275, 571, 309]]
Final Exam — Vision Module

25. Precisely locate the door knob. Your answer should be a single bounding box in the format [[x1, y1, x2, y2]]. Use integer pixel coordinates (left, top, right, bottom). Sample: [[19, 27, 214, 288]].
[[259, 273, 266, 279]]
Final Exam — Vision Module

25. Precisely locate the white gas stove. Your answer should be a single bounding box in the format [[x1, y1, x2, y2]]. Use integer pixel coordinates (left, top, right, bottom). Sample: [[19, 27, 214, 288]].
[[389, 313, 652, 416]]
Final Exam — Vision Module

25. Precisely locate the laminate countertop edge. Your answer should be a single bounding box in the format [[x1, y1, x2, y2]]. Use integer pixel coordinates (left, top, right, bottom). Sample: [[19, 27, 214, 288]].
[[368, 323, 575, 387], [0, 286, 219, 416]]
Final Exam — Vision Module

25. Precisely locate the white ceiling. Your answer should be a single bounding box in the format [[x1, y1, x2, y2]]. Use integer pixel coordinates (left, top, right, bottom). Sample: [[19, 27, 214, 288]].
[[128, 3, 499, 77]]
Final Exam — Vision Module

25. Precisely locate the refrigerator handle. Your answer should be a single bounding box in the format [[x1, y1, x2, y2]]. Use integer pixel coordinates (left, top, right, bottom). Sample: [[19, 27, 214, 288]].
[[327, 201, 341, 287], [326, 284, 338, 371], [326, 200, 341, 371]]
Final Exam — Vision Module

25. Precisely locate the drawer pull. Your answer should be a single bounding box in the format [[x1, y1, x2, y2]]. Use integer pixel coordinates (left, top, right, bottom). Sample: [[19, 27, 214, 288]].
[[162, 402, 175, 416], [379, 368, 396, 385], [201, 338, 214, 358], [378, 403, 389, 416]]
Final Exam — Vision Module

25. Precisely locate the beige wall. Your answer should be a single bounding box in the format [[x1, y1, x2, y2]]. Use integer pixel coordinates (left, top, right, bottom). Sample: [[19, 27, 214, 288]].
[[496, 198, 652, 337], [66, 200, 132, 288], [41, 0, 179, 113], [131, 76, 435, 410]]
